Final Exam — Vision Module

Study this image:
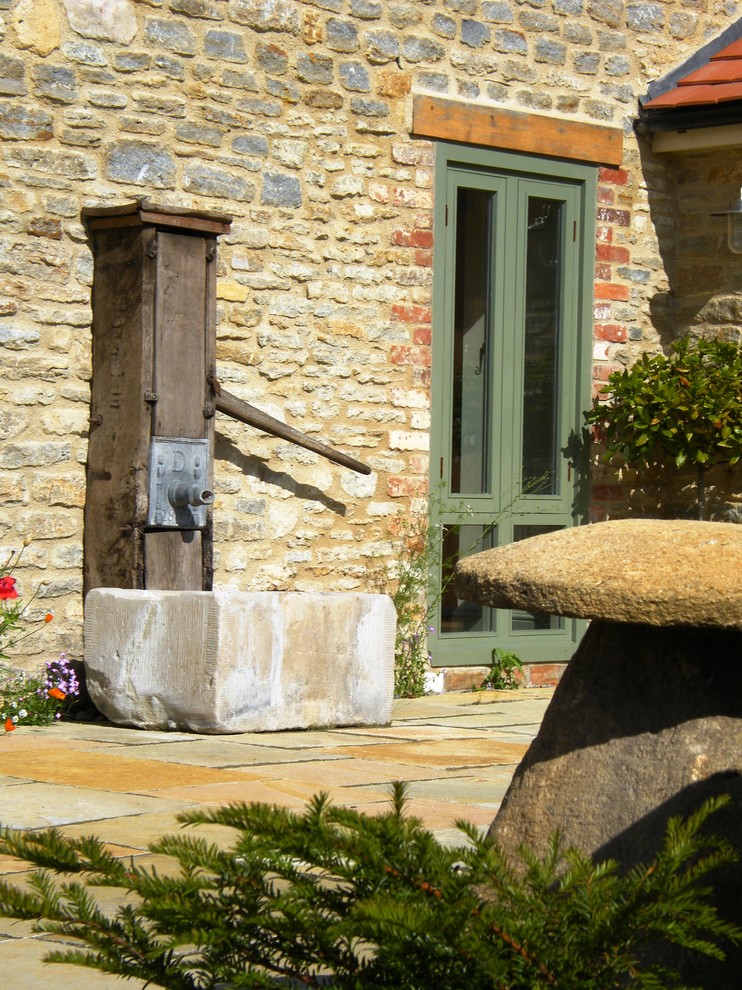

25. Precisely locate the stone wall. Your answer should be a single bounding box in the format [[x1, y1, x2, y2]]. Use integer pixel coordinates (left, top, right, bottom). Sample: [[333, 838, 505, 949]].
[[0, 0, 738, 670]]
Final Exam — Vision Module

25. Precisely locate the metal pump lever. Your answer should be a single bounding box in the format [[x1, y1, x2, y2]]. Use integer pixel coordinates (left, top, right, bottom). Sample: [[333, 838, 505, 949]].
[[209, 377, 371, 476]]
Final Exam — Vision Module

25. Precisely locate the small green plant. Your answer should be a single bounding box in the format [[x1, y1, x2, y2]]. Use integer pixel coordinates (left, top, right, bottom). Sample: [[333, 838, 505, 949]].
[[585, 336, 742, 520], [389, 502, 500, 698], [0, 785, 738, 988], [475, 648, 525, 691], [388, 510, 435, 698], [1, 653, 81, 731]]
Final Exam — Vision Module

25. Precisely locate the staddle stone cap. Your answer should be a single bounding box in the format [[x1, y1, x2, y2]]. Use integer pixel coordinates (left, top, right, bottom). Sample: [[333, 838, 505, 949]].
[[454, 519, 742, 628]]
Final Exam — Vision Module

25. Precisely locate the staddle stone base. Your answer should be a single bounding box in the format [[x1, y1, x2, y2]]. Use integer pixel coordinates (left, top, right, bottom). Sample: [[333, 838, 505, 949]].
[[84, 589, 396, 733], [489, 620, 742, 986]]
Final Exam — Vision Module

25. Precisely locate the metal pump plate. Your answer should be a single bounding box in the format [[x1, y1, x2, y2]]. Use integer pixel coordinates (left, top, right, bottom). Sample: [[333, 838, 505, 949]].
[[147, 437, 212, 530]]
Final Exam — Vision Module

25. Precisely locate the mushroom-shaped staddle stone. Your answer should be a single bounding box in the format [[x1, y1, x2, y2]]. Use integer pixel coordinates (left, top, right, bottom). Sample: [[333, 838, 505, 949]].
[[454, 518, 742, 628], [460, 520, 742, 987]]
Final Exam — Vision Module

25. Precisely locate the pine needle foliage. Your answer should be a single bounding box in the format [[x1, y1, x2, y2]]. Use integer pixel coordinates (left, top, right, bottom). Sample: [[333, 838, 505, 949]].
[[0, 785, 738, 989]]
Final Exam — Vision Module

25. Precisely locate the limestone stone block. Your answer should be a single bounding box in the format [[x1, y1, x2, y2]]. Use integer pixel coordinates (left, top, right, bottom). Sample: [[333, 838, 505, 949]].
[[12, 0, 61, 56], [63, 0, 137, 45], [84, 589, 396, 733]]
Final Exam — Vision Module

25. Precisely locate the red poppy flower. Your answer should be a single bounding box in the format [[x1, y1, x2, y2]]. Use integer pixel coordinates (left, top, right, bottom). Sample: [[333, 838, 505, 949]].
[[48, 687, 66, 700], [4, 717, 15, 732], [45, 613, 53, 623], [0, 576, 18, 600]]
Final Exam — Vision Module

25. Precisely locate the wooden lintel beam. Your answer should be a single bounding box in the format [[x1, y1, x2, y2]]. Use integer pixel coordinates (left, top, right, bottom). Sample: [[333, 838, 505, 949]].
[[412, 93, 624, 168]]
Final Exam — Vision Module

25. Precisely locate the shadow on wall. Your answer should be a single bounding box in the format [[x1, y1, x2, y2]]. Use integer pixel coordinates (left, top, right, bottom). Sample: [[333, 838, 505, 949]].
[[215, 431, 348, 517], [591, 136, 742, 521], [637, 136, 742, 347]]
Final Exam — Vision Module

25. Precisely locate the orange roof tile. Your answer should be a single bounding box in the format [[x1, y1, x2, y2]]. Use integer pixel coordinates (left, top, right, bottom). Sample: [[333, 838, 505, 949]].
[[644, 32, 742, 110]]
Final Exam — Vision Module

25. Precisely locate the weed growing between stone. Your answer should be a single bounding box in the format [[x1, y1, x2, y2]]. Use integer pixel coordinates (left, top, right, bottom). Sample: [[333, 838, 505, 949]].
[[474, 648, 525, 691], [0, 785, 738, 988]]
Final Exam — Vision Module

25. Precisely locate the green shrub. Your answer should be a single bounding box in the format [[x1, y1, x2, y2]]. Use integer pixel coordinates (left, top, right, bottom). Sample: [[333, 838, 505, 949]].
[[0, 785, 738, 989], [585, 336, 742, 519]]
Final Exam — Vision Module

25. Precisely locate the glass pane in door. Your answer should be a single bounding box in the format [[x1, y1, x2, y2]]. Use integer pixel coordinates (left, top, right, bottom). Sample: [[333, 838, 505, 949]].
[[522, 197, 562, 496], [451, 188, 492, 495], [440, 523, 495, 634]]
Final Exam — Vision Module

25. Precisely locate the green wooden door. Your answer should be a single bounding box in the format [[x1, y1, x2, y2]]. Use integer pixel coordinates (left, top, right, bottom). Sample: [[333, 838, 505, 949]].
[[430, 145, 595, 666]]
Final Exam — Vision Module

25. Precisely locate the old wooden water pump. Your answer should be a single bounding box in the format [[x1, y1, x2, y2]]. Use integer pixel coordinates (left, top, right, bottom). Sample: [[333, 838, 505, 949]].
[[82, 200, 369, 595]]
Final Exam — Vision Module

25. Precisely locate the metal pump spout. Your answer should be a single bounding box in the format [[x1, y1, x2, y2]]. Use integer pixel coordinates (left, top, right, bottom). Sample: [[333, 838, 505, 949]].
[[168, 483, 215, 509]]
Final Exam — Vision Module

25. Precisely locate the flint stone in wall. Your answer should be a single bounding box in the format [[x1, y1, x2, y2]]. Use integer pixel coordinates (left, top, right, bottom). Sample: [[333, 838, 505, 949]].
[[326, 18, 360, 52], [144, 18, 197, 56], [587, 0, 625, 28], [262, 172, 302, 207], [229, 0, 301, 34], [461, 19, 491, 47], [339, 62, 371, 91], [32, 64, 77, 105], [482, 1, 515, 20], [400, 36, 446, 62], [12, 0, 61, 56], [494, 28, 528, 53], [626, 2, 664, 32], [184, 162, 255, 201], [84, 589, 396, 733], [0, 102, 53, 141], [63, 0, 137, 44], [350, 0, 382, 17], [0, 56, 27, 97], [203, 29, 248, 62], [105, 141, 176, 188]]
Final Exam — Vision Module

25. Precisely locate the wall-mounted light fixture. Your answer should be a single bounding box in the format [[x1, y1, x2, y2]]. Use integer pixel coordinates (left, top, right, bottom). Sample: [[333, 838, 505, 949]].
[[711, 187, 742, 253]]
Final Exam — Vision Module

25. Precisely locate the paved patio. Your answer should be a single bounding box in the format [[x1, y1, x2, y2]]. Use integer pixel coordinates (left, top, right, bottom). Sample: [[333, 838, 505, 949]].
[[0, 688, 552, 988]]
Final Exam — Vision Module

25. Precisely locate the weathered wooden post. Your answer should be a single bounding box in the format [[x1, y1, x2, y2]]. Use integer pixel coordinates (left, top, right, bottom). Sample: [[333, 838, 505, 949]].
[[82, 200, 232, 594]]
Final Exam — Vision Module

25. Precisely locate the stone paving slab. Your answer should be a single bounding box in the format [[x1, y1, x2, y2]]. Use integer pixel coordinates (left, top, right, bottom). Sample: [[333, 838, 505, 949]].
[[0, 781, 196, 830], [0, 749, 262, 792], [135, 776, 403, 810], [95, 739, 347, 767], [59, 811, 239, 851], [336, 739, 529, 769], [0, 689, 552, 989], [0, 935, 148, 989]]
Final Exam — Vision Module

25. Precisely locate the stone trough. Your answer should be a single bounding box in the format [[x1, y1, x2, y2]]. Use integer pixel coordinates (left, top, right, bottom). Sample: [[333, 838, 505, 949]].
[[456, 519, 742, 986], [84, 589, 396, 734]]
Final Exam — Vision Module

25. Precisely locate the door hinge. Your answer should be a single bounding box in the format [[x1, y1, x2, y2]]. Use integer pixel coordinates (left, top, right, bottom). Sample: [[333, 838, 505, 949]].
[[573, 220, 577, 242], [445, 203, 448, 226]]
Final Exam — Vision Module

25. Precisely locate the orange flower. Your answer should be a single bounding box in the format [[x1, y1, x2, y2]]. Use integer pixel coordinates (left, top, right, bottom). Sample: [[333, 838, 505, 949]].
[[45, 613, 53, 623], [48, 687, 66, 700], [4, 717, 15, 732]]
